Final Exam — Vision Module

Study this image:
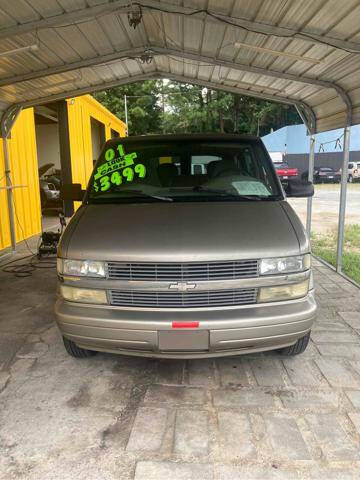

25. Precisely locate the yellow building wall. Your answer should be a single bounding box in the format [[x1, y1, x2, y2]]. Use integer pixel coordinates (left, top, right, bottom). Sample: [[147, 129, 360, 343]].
[[67, 95, 127, 211], [0, 108, 41, 251], [0, 95, 125, 251], [0, 139, 11, 250]]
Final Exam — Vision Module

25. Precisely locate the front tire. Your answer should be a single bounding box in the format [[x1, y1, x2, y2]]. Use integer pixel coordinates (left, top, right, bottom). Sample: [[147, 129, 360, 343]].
[[278, 331, 310, 356], [63, 336, 97, 358], [348, 175, 353, 183]]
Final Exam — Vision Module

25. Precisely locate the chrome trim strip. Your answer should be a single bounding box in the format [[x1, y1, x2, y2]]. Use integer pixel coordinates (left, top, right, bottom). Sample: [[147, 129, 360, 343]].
[[61, 270, 311, 292]]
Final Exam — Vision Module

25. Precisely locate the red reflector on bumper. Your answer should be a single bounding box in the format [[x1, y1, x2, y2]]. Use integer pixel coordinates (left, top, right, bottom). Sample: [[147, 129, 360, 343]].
[[172, 321, 199, 329]]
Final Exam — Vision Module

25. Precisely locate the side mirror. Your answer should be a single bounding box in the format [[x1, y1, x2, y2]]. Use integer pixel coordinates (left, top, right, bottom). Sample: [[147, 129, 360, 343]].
[[285, 179, 314, 198], [61, 183, 85, 201]]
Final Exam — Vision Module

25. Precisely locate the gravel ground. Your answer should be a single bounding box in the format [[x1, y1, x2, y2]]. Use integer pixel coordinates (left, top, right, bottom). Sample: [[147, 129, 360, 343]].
[[289, 184, 360, 234]]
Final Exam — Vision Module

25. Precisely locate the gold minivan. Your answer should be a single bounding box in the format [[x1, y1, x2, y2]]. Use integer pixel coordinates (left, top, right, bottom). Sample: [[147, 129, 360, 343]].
[[56, 134, 316, 359]]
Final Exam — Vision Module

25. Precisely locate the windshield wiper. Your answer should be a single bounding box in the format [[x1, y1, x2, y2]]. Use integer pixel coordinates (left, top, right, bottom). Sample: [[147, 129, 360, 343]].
[[193, 186, 263, 200], [92, 189, 173, 202]]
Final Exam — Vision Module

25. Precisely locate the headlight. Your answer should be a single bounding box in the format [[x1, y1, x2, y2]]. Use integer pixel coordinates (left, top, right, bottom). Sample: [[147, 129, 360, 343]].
[[59, 285, 107, 304], [258, 279, 309, 303], [260, 254, 311, 275], [57, 259, 105, 277]]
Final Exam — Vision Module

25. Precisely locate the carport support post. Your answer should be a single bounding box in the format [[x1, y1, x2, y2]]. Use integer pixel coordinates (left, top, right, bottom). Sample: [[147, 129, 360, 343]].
[[336, 125, 351, 272], [2, 137, 16, 252], [58, 101, 74, 217], [306, 134, 315, 235]]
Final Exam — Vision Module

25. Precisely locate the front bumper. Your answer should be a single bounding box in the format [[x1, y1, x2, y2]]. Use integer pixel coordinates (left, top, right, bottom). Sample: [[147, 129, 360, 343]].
[[55, 290, 317, 358]]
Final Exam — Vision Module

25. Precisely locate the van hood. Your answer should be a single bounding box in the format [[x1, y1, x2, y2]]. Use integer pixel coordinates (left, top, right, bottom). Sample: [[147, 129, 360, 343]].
[[61, 201, 306, 262]]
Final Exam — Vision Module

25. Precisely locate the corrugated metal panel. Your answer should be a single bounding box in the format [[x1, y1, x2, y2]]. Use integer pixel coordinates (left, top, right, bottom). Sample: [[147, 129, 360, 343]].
[[1, 0, 360, 133], [9, 108, 41, 244], [0, 108, 41, 250], [67, 94, 126, 210]]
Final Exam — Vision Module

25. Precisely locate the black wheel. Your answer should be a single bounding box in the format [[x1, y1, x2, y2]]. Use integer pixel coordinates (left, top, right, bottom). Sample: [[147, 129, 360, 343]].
[[62, 336, 97, 358], [348, 175, 353, 183], [278, 331, 311, 356]]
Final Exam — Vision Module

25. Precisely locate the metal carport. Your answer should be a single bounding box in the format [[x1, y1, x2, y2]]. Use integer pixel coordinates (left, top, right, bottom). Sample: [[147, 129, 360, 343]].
[[1, 0, 360, 273]]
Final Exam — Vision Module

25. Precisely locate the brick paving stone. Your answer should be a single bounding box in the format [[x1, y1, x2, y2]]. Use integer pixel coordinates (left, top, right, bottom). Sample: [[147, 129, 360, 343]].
[[213, 389, 275, 408], [339, 312, 360, 329], [348, 412, 360, 434], [349, 360, 360, 377], [279, 390, 339, 409], [217, 411, 256, 460], [174, 410, 209, 456], [134, 461, 213, 480], [216, 465, 299, 479], [317, 343, 360, 359], [250, 359, 286, 387], [216, 357, 250, 387], [345, 390, 360, 408], [188, 359, 216, 387], [314, 284, 327, 294], [321, 283, 347, 294], [156, 360, 184, 384], [309, 470, 358, 480], [145, 384, 206, 405], [305, 414, 360, 461], [337, 283, 360, 295], [311, 331, 359, 343], [312, 320, 350, 331], [315, 359, 360, 388], [282, 358, 320, 386], [0, 371, 10, 392], [126, 407, 167, 452], [265, 415, 310, 460]]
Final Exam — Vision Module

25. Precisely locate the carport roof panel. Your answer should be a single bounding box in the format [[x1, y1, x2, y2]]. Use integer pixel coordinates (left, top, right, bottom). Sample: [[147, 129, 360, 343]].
[[1, 0, 360, 133]]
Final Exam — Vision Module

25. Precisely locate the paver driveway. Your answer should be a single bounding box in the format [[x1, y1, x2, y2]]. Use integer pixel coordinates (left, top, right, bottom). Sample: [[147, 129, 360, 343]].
[[0, 257, 359, 480]]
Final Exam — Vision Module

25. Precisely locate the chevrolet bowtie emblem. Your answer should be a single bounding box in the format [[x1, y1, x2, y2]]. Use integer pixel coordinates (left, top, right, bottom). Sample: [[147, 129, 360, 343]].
[[169, 282, 197, 291]]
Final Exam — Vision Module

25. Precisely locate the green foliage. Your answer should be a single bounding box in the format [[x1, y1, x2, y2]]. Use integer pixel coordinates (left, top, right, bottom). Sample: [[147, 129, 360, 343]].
[[94, 79, 301, 136], [311, 226, 360, 284], [94, 80, 163, 136]]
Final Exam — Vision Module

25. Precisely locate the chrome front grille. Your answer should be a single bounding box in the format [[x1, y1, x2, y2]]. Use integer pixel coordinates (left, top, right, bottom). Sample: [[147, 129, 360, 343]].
[[107, 260, 258, 281], [109, 288, 258, 308]]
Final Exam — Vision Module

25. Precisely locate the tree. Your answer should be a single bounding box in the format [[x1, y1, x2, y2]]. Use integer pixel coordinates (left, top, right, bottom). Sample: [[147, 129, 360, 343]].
[[94, 79, 301, 136], [94, 80, 163, 135]]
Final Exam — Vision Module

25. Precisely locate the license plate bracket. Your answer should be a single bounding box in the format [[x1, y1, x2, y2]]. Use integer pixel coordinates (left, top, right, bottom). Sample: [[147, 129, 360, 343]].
[[159, 330, 209, 351]]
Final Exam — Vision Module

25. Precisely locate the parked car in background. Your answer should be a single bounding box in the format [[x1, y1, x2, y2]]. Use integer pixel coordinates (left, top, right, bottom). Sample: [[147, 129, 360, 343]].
[[273, 162, 298, 181], [348, 162, 360, 182], [39, 163, 62, 210], [39, 179, 61, 209], [302, 166, 341, 184]]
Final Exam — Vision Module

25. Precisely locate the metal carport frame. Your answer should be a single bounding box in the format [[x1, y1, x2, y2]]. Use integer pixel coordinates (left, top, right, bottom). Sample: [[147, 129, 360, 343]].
[[0, 0, 358, 274]]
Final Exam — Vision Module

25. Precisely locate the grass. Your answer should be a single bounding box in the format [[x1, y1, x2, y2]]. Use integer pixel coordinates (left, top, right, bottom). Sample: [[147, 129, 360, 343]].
[[311, 224, 360, 284]]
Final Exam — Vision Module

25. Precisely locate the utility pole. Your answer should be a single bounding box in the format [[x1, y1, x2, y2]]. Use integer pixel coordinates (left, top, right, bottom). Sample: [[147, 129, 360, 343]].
[[162, 91, 165, 134], [124, 94, 128, 135]]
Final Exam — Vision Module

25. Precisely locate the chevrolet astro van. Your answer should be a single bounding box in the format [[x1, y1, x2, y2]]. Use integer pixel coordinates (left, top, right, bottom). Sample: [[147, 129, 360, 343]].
[[56, 134, 316, 359]]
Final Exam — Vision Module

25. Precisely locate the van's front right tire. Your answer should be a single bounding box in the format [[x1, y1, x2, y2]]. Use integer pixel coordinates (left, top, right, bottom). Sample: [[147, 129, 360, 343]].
[[278, 331, 311, 356], [63, 336, 97, 358]]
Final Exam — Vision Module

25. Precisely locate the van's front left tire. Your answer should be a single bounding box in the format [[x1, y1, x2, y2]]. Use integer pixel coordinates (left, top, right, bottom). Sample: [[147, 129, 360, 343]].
[[278, 331, 311, 356], [63, 337, 97, 358]]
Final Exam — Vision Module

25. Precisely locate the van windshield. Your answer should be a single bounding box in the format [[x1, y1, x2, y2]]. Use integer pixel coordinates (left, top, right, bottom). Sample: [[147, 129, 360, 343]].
[[88, 140, 282, 203]]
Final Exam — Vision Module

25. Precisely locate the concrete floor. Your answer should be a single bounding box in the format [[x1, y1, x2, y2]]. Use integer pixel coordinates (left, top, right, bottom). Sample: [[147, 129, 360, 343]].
[[0, 243, 360, 479]]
